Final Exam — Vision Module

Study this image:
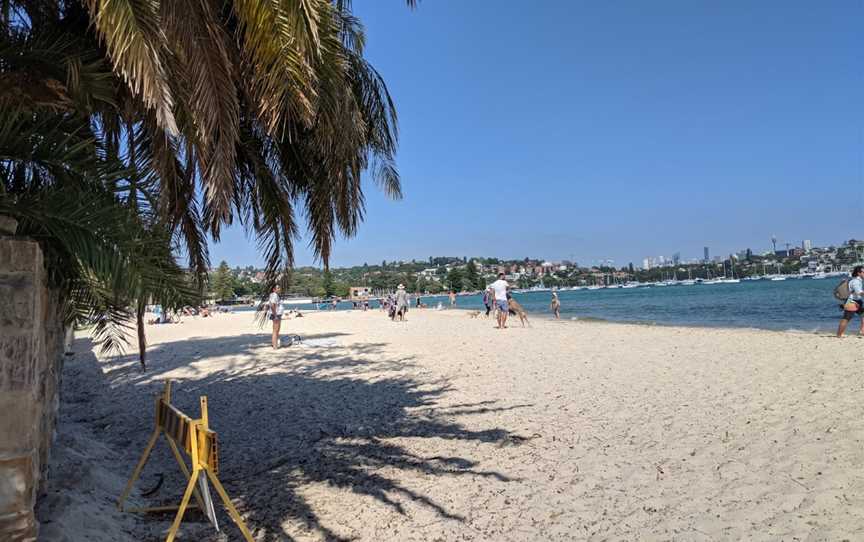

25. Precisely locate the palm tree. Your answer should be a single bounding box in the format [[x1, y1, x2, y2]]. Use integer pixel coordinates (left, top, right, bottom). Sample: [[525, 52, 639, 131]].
[[73, 0, 406, 274], [1, 0, 412, 365]]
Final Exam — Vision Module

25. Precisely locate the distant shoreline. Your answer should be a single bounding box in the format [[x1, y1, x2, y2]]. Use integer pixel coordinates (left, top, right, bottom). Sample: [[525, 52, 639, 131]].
[[430, 306, 831, 336]]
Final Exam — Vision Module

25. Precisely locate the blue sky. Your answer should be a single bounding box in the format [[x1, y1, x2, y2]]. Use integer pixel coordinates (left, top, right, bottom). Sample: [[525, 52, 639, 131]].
[[210, 0, 863, 269]]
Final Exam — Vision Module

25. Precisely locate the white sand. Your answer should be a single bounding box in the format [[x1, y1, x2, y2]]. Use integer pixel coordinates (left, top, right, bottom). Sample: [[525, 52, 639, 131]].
[[39, 309, 864, 540]]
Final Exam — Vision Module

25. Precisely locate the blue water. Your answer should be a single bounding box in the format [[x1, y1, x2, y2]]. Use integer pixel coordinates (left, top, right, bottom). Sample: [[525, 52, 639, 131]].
[[453, 279, 844, 332], [230, 279, 846, 332], [234, 279, 847, 332]]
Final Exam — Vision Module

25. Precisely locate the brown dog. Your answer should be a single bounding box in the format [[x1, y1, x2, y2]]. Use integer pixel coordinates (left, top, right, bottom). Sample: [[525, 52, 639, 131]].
[[467, 310, 481, 318], [507, 298, 530, 327]]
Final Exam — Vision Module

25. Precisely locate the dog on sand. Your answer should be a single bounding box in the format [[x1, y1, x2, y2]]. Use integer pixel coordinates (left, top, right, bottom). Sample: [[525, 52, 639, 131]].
[[507, 298, 530, 327]]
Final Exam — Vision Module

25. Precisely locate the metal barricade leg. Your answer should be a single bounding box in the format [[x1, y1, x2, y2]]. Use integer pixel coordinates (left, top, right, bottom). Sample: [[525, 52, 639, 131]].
[[117, 429, 160, 511], [166, 468, 200, 542], [205, 468, 255, 542], [166, 435, 208, 514]]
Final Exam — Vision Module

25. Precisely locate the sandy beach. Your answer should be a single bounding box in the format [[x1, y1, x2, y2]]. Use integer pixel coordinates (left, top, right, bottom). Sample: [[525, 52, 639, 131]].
[[38, 309, 864, 541]]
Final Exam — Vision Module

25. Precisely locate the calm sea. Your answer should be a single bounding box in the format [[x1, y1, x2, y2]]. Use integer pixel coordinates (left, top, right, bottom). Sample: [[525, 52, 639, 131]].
[[240, 278, 847, 333]]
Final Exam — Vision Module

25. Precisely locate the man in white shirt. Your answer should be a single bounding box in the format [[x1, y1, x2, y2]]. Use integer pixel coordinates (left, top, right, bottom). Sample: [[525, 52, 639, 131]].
[[837, 266, 864, 337], [269, 285, 284, 348], [490, 273, 510, 329]]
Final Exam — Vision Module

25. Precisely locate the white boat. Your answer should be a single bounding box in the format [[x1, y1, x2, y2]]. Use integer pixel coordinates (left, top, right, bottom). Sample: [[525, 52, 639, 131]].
[[679, 279, 696, 286], [283, 296, 313, 305], [770, 276, 786, 281], [718, 260, 740, 284]]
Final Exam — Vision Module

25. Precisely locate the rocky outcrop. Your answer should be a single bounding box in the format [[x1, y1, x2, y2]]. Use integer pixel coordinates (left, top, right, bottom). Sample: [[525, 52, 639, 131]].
[[0, 237, 65, 541]]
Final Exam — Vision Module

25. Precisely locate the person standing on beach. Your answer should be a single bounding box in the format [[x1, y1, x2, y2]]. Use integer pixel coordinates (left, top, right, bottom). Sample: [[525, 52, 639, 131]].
[[483, 288, 493, 318], [550, 292, 561, 319], [394, 284, 408, 321], [837, 266, 864, 337], [449, 290, 456, 308], [268, 285, 284, 348], [491, 273, 509, 329]]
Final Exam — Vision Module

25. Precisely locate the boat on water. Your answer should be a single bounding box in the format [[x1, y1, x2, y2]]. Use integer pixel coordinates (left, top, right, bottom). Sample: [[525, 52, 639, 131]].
[[718, 260, 740, 283], [770, 276, 787, 281], [678, 269, 695, 286], [527, 285, 552, 292]]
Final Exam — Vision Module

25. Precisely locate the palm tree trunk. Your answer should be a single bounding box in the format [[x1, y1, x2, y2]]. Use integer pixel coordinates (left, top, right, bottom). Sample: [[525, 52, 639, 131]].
[[136, 301, 147, 370]]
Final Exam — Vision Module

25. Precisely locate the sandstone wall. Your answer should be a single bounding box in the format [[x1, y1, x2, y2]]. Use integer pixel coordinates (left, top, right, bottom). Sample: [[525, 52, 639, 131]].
[[0, 237, 65, 541]]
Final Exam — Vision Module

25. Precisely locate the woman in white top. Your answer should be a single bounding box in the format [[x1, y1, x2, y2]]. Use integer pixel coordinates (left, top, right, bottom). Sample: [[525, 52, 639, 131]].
[[269, 285, 284, 348]]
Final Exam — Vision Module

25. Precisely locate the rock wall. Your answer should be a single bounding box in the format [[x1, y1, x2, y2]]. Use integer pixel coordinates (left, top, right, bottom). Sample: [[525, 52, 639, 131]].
[[0, 237, 65, 541]]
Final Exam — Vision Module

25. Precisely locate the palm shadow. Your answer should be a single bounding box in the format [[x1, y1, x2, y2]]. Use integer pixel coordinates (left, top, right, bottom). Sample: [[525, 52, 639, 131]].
[[64, 329, 530, 541]]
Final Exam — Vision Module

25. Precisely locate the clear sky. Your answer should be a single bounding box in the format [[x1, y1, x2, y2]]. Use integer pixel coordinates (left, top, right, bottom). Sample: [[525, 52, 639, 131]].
[[210, 0, 863, 269]]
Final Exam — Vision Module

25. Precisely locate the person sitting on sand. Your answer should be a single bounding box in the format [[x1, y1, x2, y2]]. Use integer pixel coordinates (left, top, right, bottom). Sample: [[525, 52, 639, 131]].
[[491, 272, 509, 329], [269, 285, 284, 348], [550, 292, 561, 319], [837, 265, 864, 337]]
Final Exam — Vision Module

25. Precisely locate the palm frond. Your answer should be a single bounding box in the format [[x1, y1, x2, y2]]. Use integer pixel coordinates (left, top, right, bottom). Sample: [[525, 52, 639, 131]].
[[82, 0, 178, 134], [161, 0, 239, 231], [0, 186, 196, 358], [230, 0, 323, 133]]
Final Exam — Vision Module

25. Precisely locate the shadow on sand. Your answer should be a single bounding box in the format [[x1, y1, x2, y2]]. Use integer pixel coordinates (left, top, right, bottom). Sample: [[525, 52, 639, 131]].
[[66, 330, 530, 541]]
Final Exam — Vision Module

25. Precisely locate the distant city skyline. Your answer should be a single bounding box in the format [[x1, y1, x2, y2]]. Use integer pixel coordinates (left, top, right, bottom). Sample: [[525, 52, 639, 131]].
[[214, 233, 853, 271], [208, 1, 862, 270]]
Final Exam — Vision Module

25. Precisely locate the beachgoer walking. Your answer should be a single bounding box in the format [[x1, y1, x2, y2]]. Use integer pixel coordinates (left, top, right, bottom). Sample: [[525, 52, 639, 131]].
[[491, 273, 509, 329], [395, 284, 409, 321], [550, 292, 561, 319], [837, 266, 864, 337], [449, 290, 456, 308], [268, 285, 284, 348], [483, 288, 493, 317]]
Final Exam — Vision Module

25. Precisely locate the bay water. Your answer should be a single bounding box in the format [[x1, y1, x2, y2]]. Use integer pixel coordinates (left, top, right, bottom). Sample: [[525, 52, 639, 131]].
[[436, 279, 844, 332], [238, 278, 847, 333]]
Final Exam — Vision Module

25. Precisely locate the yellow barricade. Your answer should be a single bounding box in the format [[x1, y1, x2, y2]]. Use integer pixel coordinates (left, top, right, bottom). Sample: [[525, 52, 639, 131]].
[[117, 381, 254, 542]]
